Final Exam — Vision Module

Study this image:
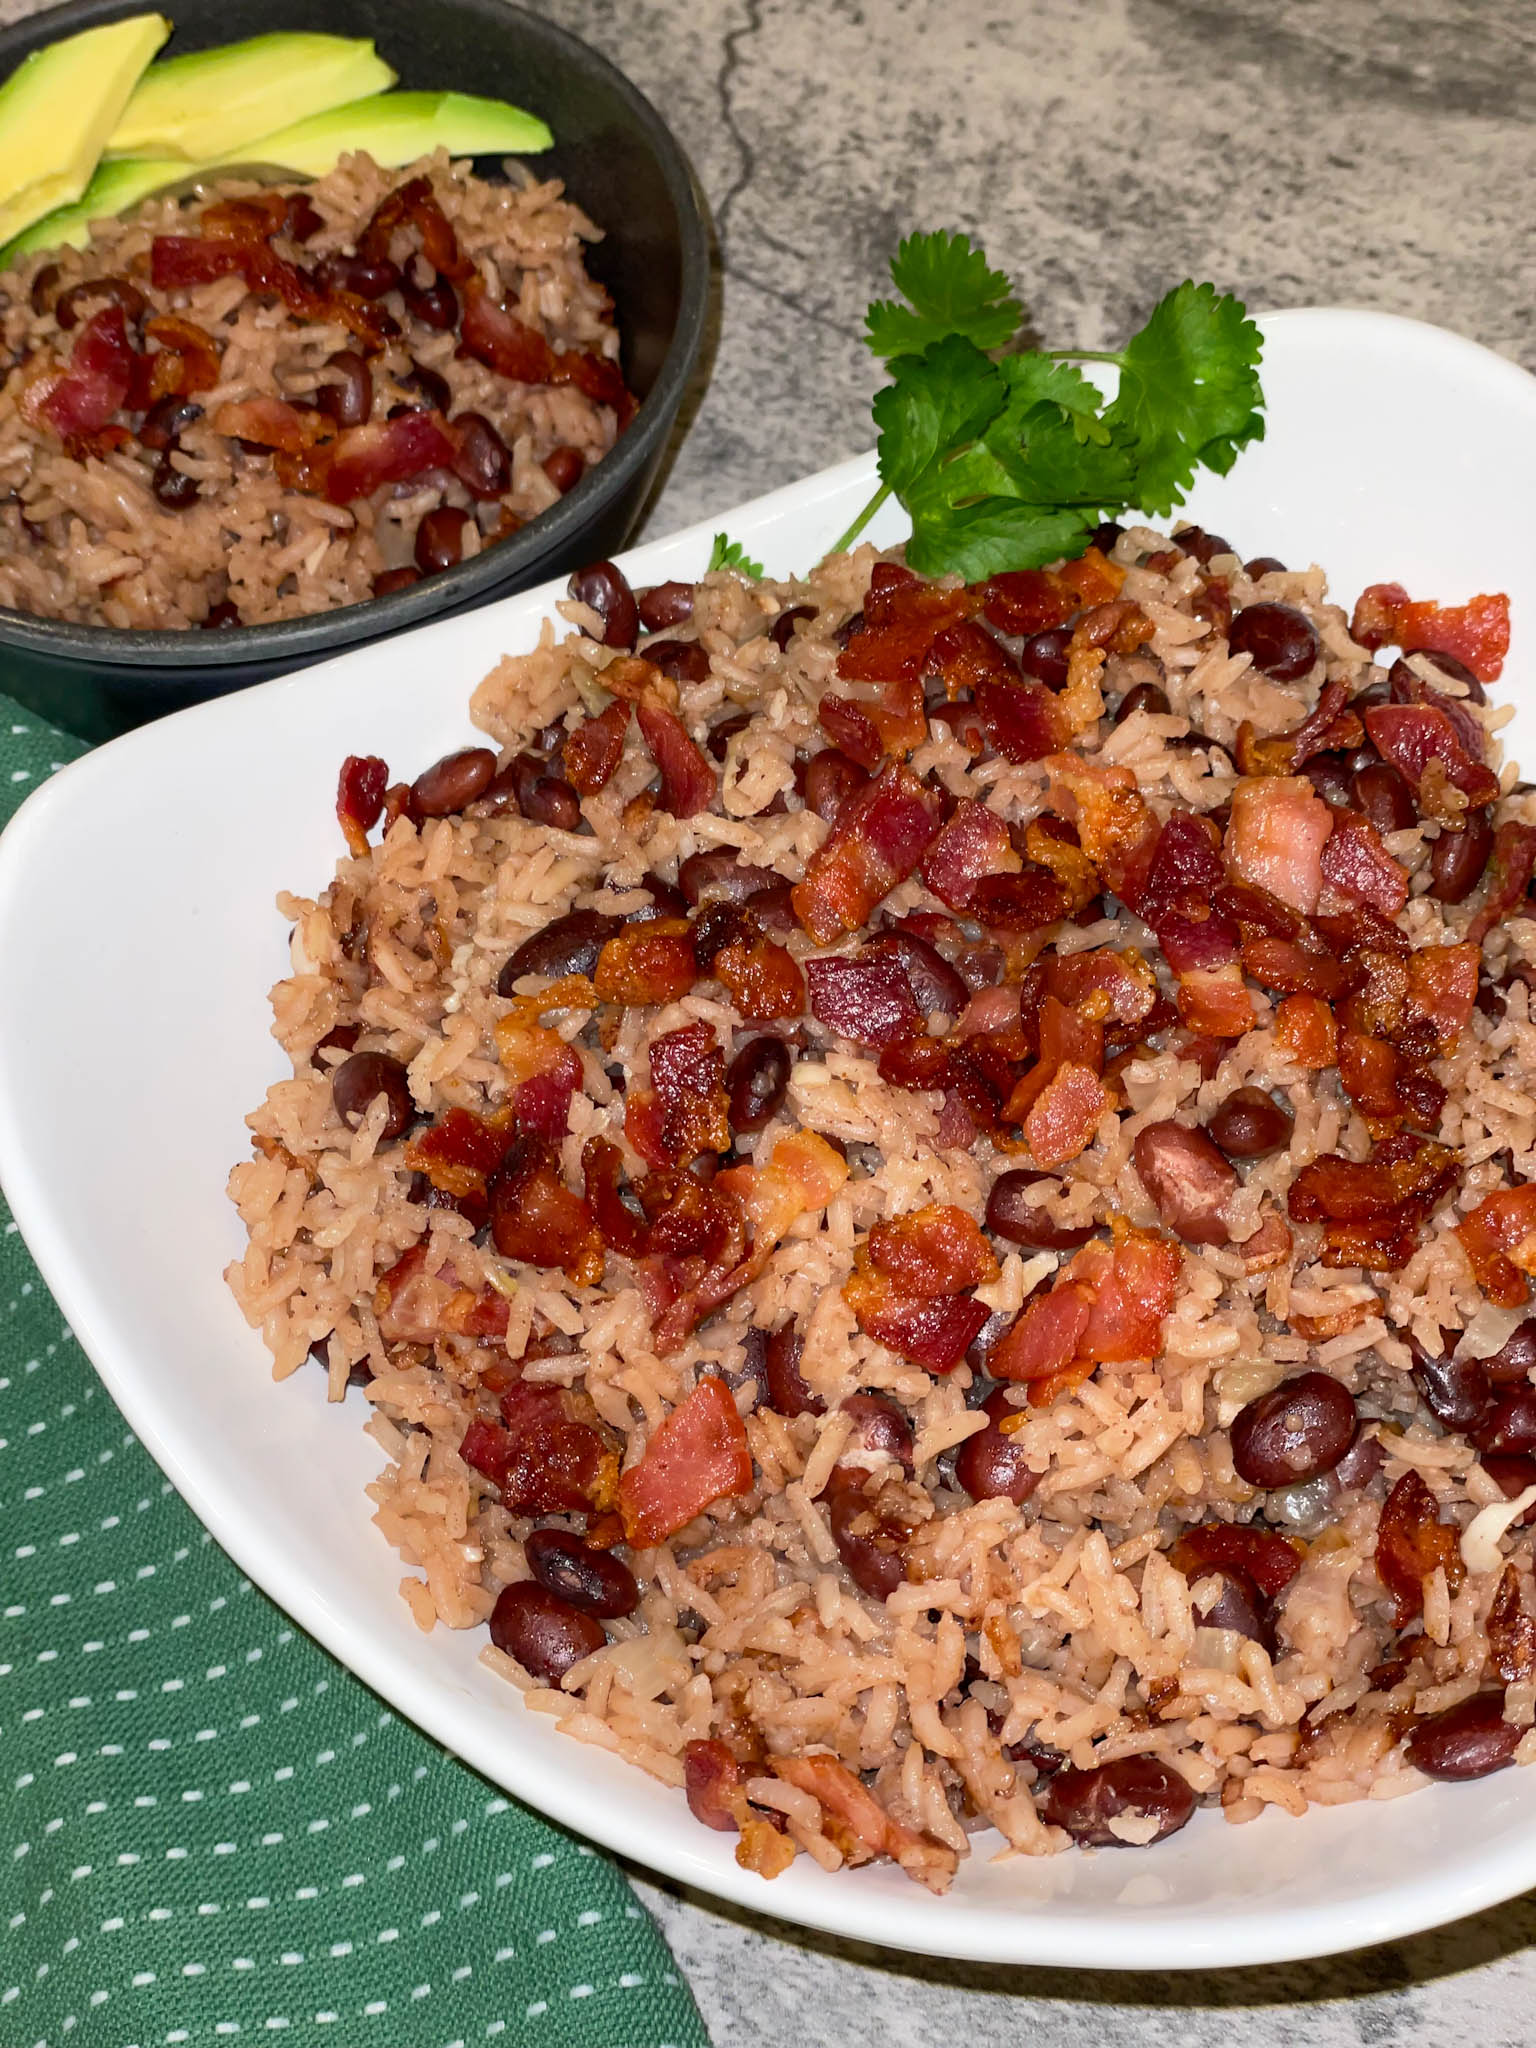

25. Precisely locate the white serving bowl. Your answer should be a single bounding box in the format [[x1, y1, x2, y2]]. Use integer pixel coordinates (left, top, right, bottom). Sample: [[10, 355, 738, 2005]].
[[1, 308, 1533, 1969]]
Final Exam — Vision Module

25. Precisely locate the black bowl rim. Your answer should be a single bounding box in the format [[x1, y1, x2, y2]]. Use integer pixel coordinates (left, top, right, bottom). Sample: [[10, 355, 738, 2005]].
[[0, 0, 711, 675]]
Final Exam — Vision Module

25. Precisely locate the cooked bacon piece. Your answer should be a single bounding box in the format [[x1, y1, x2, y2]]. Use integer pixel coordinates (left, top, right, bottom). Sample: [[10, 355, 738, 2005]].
[[582, 1136, 649, 1257], [1005, 994, 1103, 1120], [1139, 811, 1227, 924], [635, 703, 716, 816], [1405, 943, 1480, 1051], [594, 919, 697, 1004], [1351, 581, 1511, 685], [867, 1204, 999, 1297], [143, 312, 221, 396], [459, 275, 557, 381], [1024, 1063, 1110, 1169], [1224, 776, 1334, 915], [1337, 1027, 1411, 1125], [846, 1278, 991, 1372], [1158, 905, 1243, 977], [837, 575, 978, 685], [38, 303, 134, 439], [921, 798, 1020, 911], [1170, 1521, 1303, 1598], [1043, 755, 1160, 905], [1070, 1227, 1183, 1364], [793, 761, 944, 945], [982, 566, 1078, 636], [489, 1134, 604, 1285], [1319, 813, 1410, 916], [1363, 702, 1500, 808], [771, 1752, 957, 1891], [618, 1373, 754, 1546], [975, 675, 1072, 764], [1488, 1565, 1536, 1684], [1287, 679, 1359, 767], [684, 1738, 748, 1831], [806, 950, 922, 1047], [1272, 993, 1335, 1068], [319, 412, 458, 504], [1290, 1140, 1459, 1225], [969, 868, 1071, 933], [648, 1022, 731, 1159], [358, 173, 474, 282], [1376, 1469, 1464, 1625], [464, 1381, 617, 1516], [817, 693, 884, 769], [990, 1282, 1095, 1384], [640, 1171, 743, 1262], [1239, 936, 1344, 999], [1467, 823, 1536, 946], [1176, 962, 1256, 1038], [1060, 545, 1126, 604], [213, 395, 327, 455], [1044, 948, 1158, 1028], [1457, 1186, 1536, 1308], [564, 701, 630, 794], [923, 617, 1018, 700], [406, 1104, 513, 1198], [336, 753, 388, 856], [375, 1241, 510, 1344]]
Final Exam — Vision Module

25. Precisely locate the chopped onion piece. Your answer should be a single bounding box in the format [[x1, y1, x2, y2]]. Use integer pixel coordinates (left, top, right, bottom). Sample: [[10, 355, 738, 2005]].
[[1461, 1485, 1536, 1575]]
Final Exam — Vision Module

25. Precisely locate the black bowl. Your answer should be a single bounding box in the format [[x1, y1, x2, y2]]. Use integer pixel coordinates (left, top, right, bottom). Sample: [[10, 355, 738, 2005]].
[[0, 0, 710, 740]]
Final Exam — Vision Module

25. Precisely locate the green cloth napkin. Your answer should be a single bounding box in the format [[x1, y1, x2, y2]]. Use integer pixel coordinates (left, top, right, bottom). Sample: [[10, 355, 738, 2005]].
[[0, 697, 709, 2048]]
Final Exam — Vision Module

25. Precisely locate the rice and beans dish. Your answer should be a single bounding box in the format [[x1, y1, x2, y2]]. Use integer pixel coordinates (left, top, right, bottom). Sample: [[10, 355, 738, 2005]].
[[227, 522, 1536, 1887]]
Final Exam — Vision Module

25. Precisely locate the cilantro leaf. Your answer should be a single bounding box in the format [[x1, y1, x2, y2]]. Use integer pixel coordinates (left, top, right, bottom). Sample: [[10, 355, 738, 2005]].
[[870, 333, 1004, 499], [864, 230, 1022, 362], [1104, 280, 1265, 516], [706, 531, 764, 579]]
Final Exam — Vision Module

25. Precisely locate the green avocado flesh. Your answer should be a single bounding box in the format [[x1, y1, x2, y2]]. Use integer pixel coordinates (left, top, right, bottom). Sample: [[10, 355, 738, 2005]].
[[0, 155, 187, 264], [247, 90, 553, 178], [0, 13, 169, 246], [107, 32, 395, 163]]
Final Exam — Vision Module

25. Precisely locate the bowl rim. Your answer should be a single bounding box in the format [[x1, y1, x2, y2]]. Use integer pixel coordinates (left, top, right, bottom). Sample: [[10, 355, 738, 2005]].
[[0, 0, 712, 672]]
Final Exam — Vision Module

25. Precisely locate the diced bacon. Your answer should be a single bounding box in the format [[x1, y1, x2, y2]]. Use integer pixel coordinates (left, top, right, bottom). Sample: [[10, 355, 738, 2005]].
[[1351, 581, 1512, 685], [772, 1752, 956, 1890], [1170, 1521, 1302, 1598], [968, 868, 1071, 933], [991, 1283, 1095, 1383], [564, 701, 630, 794], [1176, 962, 1256, 1038], [1044, 949, 1158, 1028], [1024, 1062, 1110, 1169], [1290, 1139, 1459, 1225], [582, 1136, 650, 1257], [922, 618, 1018, 699], [1363, 702, 1500, 808], [837, 577, 978, 684], [618, 1373, 754, 1546], [151, 233, 244, 290], [847, 1283, 991, 1372], [921, 798, 1019, 911], [975, 676, 1072, 764], [594, 919, 697, 1004], [406, 1105, 513, 1197], [458, 276, 557, 381], [1023, 818, 1102, 917], [1138, 812, 1227, 925], [1224, 776, 1334, 915], [489, 1134, 604, 1286], [1005, 994, 1104, 1122], [1042, 755, 1160, 904], [472, 1382, 618, 1516], [39, 303, 134, 438], [1059, 545, 1125, 604], [714, 933, 805, 1020], [956, 985, 1021, 1037], [636, 703, 716, 815], [817, 693, 884, 769], [648, 1021, 730, 1158], [793, 762, 944, 945], [336, 753, 388, 857], [1376, 1469, 1464, 1624], [212, 395, 324, 454], [1240, 1207, 1294, 1274], [867, 1204, 999, 1297], [320, 412, 457, 504], [143, 312, 221, 395], [1457, 1187, 1536, 1308], [1239, 936, 1344, 999], [1405, 943, 1480, 1051], [1319, 814, 1409, 916], [1069, 1227, 1183, 1364], [684, 1739, 748, 1832], [805, 951, 922, 1047], [1468, 823, 1536, 946], [375, 1242, 511, 1345], [1158, 905, 1242, 976], [1337, 1028, 1406, 1123], [358, 173, 474, 282], [1284, 680, 1354, 767], [982, 566, 1078, 636]]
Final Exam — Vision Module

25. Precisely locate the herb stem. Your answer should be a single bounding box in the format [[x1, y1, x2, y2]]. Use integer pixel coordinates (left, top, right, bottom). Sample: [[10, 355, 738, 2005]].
[[828, 481, 892, 557], [1045, 350, 1124, 365]]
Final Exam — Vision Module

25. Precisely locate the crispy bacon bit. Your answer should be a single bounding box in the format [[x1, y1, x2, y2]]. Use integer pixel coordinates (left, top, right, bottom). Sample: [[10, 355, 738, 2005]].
[[1240, 936, 1344, 999], [459, 275, 557, 381], [921, 798, 1020, 911], [1170, 1521, 1303, 1597], [489, 1134, 604, 1286], [319, 412, 457, 505], [336, 754, 388, 857], [213, 395, 326, 455], [1024, 1062, 1110, 1169], [39, 303, 134, 439], [1488, 1564, 1536, 1684], [1319, 814, 1409, 916], [582, 1136, 649, 1257], [1240, 1208, 1292, 1275], [771, 1752, 956, 1891], [564, 701, 630, 794], [1291, 1136, 1460, 1272], [1405, 944, 1480, 1052], [1224, 776, 1334, 915], [648, 1021, 731, 1159], [817, 693, 884, 768], [1005, 994, 1103, 1121], [968, 868, 1072, 935], [975, 674, 1072, 764], [868, 1204, 999, 1296], [982, 566, 1077, 636], [143, 312, 221, 396], [805, 951, 922, 1047], [793, 761, 943, 945], [636, 703, 716, 816], [991, 1283, 1094, 1386], [594, 919, 697, 1005], [1363, 702, 1500, 808], [714, 932, 805, 1021], [1177, 962, 1256, 1038], [375, 1241, 509, 1344], [359, 173, 475, 282], [1376, 1469, 1464, 1625], [845, 1281, 991, 1372], [684, 1738, 748, 1831], [1457, 1186, 1536, 1308], [838, 576, 978, 684], [1045, 948, 1158, 1028], [1467, 823, 1536, 946], [1351, 581, 1512, 685], [923, 616, 1017, 699], [618, 1373, 754, 1546], [405, 1104, 512, 1199], [991, 1223, 1180, 1396], [464, 1380, 617, 1516], [1273, 993, 1336, 1069], [1043, 755, 1160, 904]]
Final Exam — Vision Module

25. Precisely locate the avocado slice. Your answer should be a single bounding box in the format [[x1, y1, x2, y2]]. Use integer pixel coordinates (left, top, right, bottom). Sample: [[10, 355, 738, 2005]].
[[108, 32, 395, 164], [0, 154, 188, 266], [0, 13, 170, 248], [245, 89, 552, 179]]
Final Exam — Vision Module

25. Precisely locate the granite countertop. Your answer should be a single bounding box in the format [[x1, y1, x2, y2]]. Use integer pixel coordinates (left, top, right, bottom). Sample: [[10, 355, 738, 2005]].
[[539, 0, 1536, 2038]]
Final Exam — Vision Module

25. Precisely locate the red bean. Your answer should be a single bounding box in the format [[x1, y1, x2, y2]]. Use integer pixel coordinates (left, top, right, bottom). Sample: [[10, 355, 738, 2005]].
[[372, 567, 421, 598], [452, 411, 512, 500], [498, 910, 626, 992], [707, 711, 751, 762], [413, 505, 471, 575], [1406, 1691, 1521, 1780], [1042, 1757, 1195, 1845], [985, 1169, 1095, 1251], [152, 457, 199, 509], [506, 752, 582, 832], [841, 1393, 914, 1472], [826, 1477, 906, 1600], [726, 1036, 791, 1135], [1228, 602, 1320, 682], [410, 746, 496, 818], [1132, 1121, 1238, 1245], [638, 581, 695, 631], [803, 749, 869, 823], [29, 261, 62, 315], [1245, 555, 1286, 578], [954, 1389, 1037, 1505], [331, 1051, 414, 1137], [55, 275, 146, 330], [524, 1528, 638, 1618], [1018, 626, 1073, 690], [1483, 1319, 1536, 1383], [638, 870, 689, 918], [1306, 755, 1356, 808], [1428, 810, 1494, 904], [1192, 1564, 1270, 1648], [866, 930, 967, 1021], [202, 597, 242, 628], [642, 637, 710, 685], [1390, 648, 1485, 706], [138, 395, 202, 452], [1090, 521, 1124, 553], [282, 193, 324, 242], [1353, 759, 1417, 837], [310, 1023, 361, 1070], [1230, 1372, 1357, 1487], [569, 560, 639, 650], [678, 851, 784, 906], [1205, 1086, 1293, 1160], [1174, 526, 1234, 565], [401, 266, 458, 330], [1114, 680, 1171, 724], [1409, 1336, 1490, 1432], [763, 1319, 823, 1417], [488, 1580, 604, 1681], [314, 349, 372, 428], [400, 362, 452, 413], [1473, 1387, 1536, 1458], [770, 604, 816, 651], [316, 252, 400, 299], [543, 444, 585, 494]]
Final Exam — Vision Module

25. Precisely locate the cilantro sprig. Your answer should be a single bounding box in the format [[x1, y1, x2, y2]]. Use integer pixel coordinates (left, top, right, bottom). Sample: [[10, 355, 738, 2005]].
[[705, 531, 764, 579], [832, 232, 1265, 579]]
